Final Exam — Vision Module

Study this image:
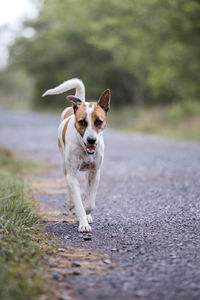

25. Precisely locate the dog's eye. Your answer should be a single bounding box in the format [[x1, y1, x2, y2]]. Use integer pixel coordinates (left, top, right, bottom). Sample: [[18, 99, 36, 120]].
[[95, 119, 103, 126], [79, 119, 87, 127]]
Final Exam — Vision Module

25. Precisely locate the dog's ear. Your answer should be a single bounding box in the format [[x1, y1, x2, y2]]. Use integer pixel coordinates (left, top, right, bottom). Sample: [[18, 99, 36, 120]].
[[66, 95, 82, 113], [97, 89, 111, 113]]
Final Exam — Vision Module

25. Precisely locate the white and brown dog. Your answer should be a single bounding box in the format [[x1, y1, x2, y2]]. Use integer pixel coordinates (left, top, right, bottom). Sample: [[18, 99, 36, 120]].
[[42, 78, 111, 232]]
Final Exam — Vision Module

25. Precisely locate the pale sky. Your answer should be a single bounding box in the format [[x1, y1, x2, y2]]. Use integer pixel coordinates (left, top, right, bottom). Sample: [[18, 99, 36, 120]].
[[0, 0, 39, 68]]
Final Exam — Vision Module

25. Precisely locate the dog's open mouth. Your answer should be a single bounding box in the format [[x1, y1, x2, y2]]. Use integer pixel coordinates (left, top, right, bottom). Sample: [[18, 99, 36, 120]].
[[86, 144, 96, 155]]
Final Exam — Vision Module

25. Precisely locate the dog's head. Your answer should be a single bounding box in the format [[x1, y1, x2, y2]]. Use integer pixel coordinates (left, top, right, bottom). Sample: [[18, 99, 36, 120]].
[[67, 89, 111, 155]]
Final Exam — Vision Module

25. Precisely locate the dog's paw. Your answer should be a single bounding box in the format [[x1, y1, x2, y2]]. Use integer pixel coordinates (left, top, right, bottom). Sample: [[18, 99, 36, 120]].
[[87, 214, 93, 224], [78, 222, 92, 233]]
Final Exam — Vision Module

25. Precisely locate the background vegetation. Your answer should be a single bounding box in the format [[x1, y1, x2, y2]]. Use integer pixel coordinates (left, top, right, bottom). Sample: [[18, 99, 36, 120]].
[[0, 0, 200, 139], [0, 148, 46, 299]]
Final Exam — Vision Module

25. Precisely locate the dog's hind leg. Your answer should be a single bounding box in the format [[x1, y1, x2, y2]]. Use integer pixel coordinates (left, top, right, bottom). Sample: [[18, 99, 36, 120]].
[[85, 169, 100, 217], [59, 149, 74, 211], [67, 185, 74, 211], [64, 171, 74, 211]]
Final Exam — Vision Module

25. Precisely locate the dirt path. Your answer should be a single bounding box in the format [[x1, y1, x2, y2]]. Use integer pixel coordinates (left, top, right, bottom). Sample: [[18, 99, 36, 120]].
[[1, 109, 200, 300]]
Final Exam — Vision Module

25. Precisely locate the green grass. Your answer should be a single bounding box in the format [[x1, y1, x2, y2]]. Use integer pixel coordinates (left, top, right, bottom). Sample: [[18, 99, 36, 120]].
[[0, 148, 47, 175], [109, 101, 200, 141], [0, 148, 47, 300]]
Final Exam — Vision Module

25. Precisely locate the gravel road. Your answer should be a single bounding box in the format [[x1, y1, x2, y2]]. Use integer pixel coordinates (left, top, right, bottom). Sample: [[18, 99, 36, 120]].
[[0, 109, 200, 300]]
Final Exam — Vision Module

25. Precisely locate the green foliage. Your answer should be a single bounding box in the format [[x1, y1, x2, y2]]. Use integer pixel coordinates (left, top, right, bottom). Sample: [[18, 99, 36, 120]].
[[169, 100, 200, 122], [109, 100, 200, 140], [0, 149, 45, 300], [7, 0, 200, 108]]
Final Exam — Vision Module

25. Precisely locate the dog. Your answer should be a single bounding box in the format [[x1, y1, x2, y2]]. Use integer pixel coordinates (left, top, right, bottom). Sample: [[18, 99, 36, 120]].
[[42, 78, 111, 232]]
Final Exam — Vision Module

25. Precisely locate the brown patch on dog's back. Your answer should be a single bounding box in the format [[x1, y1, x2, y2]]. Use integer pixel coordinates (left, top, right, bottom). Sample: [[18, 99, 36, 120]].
[[64, 108, 73, 119], [62, 119, 70, 145], [91, 103, 107, 133], [58, 138, 61, 148]]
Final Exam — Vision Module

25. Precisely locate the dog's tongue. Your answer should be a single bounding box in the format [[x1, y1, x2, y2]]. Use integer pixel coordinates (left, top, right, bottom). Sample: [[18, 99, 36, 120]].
[[86, 144, 96, 152]]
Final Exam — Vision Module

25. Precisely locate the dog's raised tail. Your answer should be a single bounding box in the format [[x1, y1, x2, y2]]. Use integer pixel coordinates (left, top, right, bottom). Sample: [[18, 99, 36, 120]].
[[42, 78, 85, 101]]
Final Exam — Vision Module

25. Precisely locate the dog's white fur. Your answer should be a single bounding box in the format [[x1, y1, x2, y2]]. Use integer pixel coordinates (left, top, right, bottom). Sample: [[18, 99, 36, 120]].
[[42, 78, 110, 232], [42, 78, 85, 100]]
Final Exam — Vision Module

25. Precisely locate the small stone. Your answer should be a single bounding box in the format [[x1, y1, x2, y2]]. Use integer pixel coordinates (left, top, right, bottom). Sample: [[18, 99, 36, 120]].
[[52, 272, 60, 280], [127, 248, 132, 252], [59, 296, 71, 300], [103, 259, 111, 264], [111, 233, 117, 238], [58, 248, 65, 252], [64, 235, 70, 239], [135, 290, 148, 297], [139, 248, 145, 254], [83, 236, 92, 241], [111, 248, 117, 252], [72, 261, 81, 267], [73, 270, 81, 275], [122, 282, 130, 291], [119, 249, 124, 254], [189, 283, 199, 289]]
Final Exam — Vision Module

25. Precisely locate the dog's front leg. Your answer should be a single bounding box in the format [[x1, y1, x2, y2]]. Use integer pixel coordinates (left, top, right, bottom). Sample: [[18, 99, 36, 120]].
[[67, 173, 91, 232], [85, 169, 100, 220]]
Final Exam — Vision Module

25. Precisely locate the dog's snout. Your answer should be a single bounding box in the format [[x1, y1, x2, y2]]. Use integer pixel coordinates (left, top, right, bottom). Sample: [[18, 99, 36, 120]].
[[87, 136, 96, 145]]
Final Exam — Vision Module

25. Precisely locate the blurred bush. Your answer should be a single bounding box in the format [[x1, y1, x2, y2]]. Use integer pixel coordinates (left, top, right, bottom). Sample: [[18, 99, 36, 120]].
[[0, 66, 33, 109], [168, 100, 200, 123], [2, 0, 200, 109]]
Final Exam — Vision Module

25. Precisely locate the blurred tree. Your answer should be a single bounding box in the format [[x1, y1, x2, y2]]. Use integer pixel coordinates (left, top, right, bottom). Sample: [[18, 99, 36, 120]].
[[88, 0, 200, 103], [10, 0, 136, 108], [9, 0, 200, 108]]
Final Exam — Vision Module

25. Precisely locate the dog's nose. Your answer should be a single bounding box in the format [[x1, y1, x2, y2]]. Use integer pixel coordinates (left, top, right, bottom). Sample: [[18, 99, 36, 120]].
[[87, 137, 96, 145]]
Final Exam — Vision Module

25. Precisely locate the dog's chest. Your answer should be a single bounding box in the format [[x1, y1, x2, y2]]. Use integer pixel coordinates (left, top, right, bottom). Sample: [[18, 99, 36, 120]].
[[79, 157, 96, 171]]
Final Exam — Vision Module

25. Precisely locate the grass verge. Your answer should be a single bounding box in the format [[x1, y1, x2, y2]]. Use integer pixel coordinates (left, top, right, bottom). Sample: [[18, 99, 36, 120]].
[[0, 148, 52, 300], [109, 101, 200, 141]]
